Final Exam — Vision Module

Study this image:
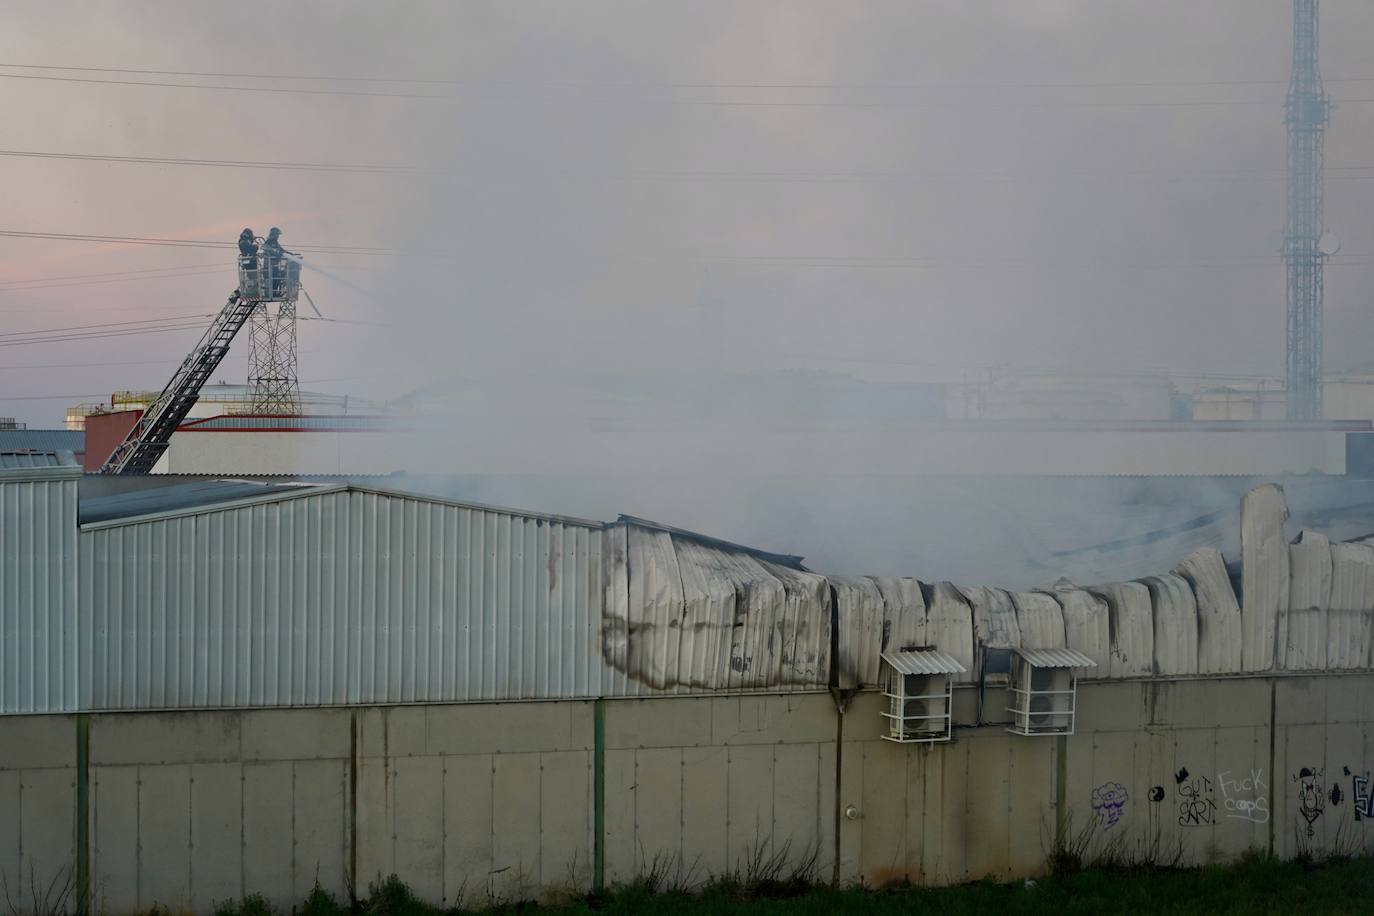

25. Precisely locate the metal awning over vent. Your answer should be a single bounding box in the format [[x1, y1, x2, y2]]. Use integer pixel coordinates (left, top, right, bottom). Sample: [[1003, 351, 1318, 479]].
[[881, 649, 968, 676], [1010, 647, 1098, 669]]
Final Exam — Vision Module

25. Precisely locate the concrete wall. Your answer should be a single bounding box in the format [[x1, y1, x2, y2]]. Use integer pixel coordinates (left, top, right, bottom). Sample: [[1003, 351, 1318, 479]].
[[2, 676, 1371, 913]]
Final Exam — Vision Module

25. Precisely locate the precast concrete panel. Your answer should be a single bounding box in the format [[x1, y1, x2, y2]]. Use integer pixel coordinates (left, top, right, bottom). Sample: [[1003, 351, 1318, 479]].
[[137, 763, 192, 909], [242, 762, 295, 906], [681, 745, 730, 882], [190, 762, 244, 911], [724, 743, 776, 870], [771, 742, 824, 868], [1241, 484, 1289, 672], [1174, 548, 1243, 674], [1284, 531, 1332, 670], [91, 765, 138, 913], [392, 756, 445, 903], [1090, 582, 1154, 678], [491, 753, 543, 901], [442, 755, 494, 907], [538, 750, 592, 892], [629, 747, 685, 878], [1327, 543, 1374, 669], [1011, 591, 1065, 650]]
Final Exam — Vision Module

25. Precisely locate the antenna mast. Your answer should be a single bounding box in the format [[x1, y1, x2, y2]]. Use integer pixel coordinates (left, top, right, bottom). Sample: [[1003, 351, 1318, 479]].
[[1284, 0, 1328, 420]]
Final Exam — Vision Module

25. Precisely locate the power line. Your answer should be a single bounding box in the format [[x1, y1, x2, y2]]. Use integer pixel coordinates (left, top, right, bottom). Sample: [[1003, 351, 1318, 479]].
[[0, 149, 429, 174], [0, 266, 231, 293], [8, 69, 1374, 110], [0, 261, 225, 285], [0, 324, 210, 349], [0, 313, 214, 339], [7, 61, 1374, 90], [9, 149, 1374, 188], [0, 230, 397, 255]]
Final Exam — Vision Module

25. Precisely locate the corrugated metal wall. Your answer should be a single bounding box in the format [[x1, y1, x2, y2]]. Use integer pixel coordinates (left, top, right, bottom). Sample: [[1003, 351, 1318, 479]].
[[0, 461, 79, 714], [79, 489, 605, 708]]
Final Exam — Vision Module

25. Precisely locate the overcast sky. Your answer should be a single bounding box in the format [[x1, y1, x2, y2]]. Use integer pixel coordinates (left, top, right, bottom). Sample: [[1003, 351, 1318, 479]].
[[2, 0, 1373, 427]]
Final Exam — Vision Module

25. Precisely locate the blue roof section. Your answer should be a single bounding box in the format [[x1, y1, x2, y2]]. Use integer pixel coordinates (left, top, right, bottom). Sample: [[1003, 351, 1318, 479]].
[[0, 450, 81, 476], [78, 480, 322, 525], [0, 429, 84, 453]]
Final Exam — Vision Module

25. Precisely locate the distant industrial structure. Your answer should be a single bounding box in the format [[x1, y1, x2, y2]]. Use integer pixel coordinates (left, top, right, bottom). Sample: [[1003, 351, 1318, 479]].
[[1284, 0, 1331, 419]]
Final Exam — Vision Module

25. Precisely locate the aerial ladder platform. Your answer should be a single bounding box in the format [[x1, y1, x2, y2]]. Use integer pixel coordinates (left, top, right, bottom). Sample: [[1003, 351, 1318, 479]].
[[99, 253, 301, 474]]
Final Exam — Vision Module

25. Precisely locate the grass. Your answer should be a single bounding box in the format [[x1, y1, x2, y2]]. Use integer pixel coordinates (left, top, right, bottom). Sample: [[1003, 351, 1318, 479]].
[[202, 852, 1374, 916]]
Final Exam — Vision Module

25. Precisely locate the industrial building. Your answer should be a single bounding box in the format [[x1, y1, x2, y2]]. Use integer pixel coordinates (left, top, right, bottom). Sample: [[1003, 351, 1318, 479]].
[[2, 449, 1371, 910]]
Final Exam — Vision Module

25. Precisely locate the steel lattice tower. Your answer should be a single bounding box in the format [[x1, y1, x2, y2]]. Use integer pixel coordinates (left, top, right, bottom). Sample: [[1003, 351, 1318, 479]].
[[246, 299, 302, 414], [1284, 0, 1329, 420]]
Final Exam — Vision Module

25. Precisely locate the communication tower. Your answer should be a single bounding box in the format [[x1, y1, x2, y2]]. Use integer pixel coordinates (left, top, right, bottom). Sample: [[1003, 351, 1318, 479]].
[[1284, 0, 1330, 420]]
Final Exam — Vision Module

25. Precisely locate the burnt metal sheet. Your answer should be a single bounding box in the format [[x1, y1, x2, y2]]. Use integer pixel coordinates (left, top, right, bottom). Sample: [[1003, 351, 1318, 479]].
[[1283, 531, 1331, 671], [1045, 586, 1111, 674], [1140, 573, 1199, 676], [1174, 547, 1243, 674], [960, 584, 1020, 681], [1011, 590, 1065, 649], [871, 577, 929, 653], [924, 582, 976, 684], [882, 648, 966, 676], [1089, 581, 1154, 678], [1010, 647, 1098, 668], [1328, 543, 1374, 669], [1240, 484, 1289, 672], [832, 576, 887, 690], [601, 525, 830, 692]]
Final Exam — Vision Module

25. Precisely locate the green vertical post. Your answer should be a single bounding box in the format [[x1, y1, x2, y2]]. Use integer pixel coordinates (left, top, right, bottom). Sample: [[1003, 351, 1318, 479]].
[[1055, 733, 1068, 848], [76, 714, 90, 915], [593, 699, 606, 892]]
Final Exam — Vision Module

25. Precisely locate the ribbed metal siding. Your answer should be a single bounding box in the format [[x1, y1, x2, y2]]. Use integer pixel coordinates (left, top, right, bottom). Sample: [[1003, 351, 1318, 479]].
[[1011, 591, 1066, 650], [0, 473, 78, 713], [80, 489, 603, 709], [1283, 531, 1331, 670], [1089, 582, 1154, 678], [1328, 542, 1374, 669]]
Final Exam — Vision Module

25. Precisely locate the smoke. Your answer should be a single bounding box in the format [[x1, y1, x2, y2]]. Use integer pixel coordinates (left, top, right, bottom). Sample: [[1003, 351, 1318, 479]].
[[7, 2, 1374, 578]]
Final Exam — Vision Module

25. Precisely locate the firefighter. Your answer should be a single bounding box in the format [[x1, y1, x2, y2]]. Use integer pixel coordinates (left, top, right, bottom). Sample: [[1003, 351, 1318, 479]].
[[263, 227, 296, 295], [237, 228, 258, 267]]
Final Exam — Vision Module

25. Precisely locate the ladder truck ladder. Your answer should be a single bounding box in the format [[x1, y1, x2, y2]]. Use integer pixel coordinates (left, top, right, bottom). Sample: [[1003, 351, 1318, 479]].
[[100, 292, 259, 474]]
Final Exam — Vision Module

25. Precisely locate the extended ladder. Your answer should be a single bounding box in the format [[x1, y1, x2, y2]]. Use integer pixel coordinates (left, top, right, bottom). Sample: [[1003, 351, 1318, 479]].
[[100, 292, 259, 474]]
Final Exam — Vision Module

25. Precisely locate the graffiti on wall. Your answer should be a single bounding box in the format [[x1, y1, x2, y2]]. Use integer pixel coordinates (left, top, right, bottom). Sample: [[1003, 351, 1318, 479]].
[[1175, 768, 1216, 827], [1351, 767, 1373, 821], [1293, 767, 1326, 837], [1218, 768, 1269, 824], [1091, 782, 1129, 830]]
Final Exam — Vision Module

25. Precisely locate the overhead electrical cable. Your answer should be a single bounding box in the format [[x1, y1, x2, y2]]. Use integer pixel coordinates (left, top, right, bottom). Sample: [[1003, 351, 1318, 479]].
[[7, 61, 1374, 90], [0, 230, 396, 255], [7, 69, 1374, 110]]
